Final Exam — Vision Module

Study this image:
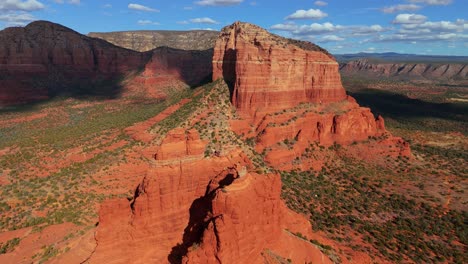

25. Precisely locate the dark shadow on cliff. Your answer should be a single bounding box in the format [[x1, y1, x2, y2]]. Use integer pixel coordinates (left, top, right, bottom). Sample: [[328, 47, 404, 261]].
[[168, 172, 236, 263], [222, 48, 237, 101], [348, 88, 468, 133], [148, 47, 214, 89]]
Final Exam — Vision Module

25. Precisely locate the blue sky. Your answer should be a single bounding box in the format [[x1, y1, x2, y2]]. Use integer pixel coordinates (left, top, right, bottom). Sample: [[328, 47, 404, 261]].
[[0, 0, 467, 55]]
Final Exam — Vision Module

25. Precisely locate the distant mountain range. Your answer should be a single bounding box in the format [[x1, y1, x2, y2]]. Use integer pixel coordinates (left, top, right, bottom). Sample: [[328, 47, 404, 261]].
[[334, 52, 468, 64]]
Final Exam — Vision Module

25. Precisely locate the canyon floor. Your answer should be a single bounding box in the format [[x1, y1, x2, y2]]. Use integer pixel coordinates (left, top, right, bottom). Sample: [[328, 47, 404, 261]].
[[0, 76, 466, 263]]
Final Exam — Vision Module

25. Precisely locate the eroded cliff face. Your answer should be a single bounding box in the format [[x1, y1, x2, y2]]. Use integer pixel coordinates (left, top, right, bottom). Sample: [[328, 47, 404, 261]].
[[183, 172, 331, 264], [340, 59, 468, 81], [213, 22, 346, 117], [92, 128, 328, 263], [214, 22, 410, 170]]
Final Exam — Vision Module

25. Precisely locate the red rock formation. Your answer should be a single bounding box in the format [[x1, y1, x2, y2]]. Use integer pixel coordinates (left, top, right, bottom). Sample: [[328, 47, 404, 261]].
[[0, 21, 213, 105], [154, 128, 206, 160], [91, 129, 253, 263], [212, 22, 346, 117], [213, 22, 411, 170], [183, 172, 331, 264]]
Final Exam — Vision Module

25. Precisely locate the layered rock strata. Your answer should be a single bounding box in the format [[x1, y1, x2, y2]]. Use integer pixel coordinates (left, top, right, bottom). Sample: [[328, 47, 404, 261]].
[[212, 22, 347, 117], [92, 128, 328, 263], [213, 22, 410, 170]]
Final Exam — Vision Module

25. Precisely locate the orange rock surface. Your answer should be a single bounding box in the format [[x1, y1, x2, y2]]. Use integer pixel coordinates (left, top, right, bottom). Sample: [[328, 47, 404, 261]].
[[212, 22, 346, 117], [90, 132, 253, 263], [213, 22, 411, 170], [183, 172, 331, 264]]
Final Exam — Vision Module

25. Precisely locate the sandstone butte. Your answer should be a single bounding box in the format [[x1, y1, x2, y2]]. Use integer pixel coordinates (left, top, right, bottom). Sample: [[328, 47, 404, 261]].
[[90, 22, 411, 263], [0, 21, 212, 106]]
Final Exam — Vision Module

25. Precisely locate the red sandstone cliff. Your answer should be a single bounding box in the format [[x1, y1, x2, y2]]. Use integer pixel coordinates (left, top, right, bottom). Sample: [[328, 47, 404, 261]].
[[212, 22, 346, 117], [214, 22, 410, 170], [92, 128, 328, 263]]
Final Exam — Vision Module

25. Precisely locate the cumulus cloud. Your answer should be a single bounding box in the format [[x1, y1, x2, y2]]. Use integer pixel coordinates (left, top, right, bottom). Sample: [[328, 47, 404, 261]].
[[393, 13, 427, 24], [407, 0, 452, 5], [189, 17, 218, 24], [286, 9, 328, 20], [271, 22, 387, 37], [128, 3, 159, 12], [320, 35, 345, 42], [314, 1, 327, 6], [381, 4, 421, 13], [372, 17, 467, 43], [54, 0, 79, 4], [137, 20, 160, 26], [348, 25, 388, 35], [0, 0, 44, 11], [0, 12, 36, 26], [195, 0, 243, 6]]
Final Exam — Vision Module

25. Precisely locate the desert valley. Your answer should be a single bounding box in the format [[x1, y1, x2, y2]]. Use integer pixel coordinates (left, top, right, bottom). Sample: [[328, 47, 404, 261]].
[[0, 4, 467, 264]]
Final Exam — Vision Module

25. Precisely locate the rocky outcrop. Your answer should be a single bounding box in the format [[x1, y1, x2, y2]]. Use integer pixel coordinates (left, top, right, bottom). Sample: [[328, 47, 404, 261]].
[[88, 30, 219, 52], [91, 129, 252, 263], [214, 22, 410, 170], [340, 59, 468, 81], [183, 172, 331, 264], [154, 128, 206, 160], [213, 22, 346, 117], [92, 126, 330, 263]]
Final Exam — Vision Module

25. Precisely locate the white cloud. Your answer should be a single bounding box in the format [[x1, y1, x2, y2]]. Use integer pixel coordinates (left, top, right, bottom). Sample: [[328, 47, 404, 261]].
[[195, 0, 243, 6], [128, 3, 159, 12], [314, 1, 327, 6], [53, 0, 80, 4], [402, 19, 467, 32], [183, 6, 193, 10], [393, 13, 427, 24], [137, 20, 160, 26], [177, 20, 190, 25], [271, 22, 298, 31], [189, 17, 218, 24], [286, 9, 328, 20], [103, 4, 112, 8], [407, 0, 452, 5], [320, 35, 344, 42], [349, 25, 388, 36], [0, 12, 36, 26], [381, 4, 421, 13], [0, 0, 44, 11], [296, 22, 343, 34], [271, 22, 386, 37]]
